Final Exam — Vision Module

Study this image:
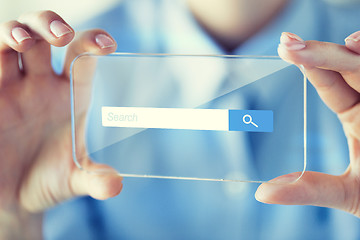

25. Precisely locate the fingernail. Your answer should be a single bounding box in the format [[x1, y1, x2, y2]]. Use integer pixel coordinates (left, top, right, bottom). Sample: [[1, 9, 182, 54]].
[[95, 34, 115, 49], [50, 20, 73, 38], [345, 31, 360, 43], [11, 27, 31, 43], [279, 32, 306, 51]]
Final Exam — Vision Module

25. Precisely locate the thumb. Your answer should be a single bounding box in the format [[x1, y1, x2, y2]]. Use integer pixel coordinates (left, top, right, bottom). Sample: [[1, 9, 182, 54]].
[[255, 171, 355, 214], [63, 29, 117, 79], [70, 162, 123, 200]]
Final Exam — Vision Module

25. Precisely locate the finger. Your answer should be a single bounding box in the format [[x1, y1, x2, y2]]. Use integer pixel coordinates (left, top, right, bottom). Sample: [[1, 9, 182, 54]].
[[0, 51, 20, 88], [0, 21, 35, 52], [18, 11, 74, 47], [17, 11, 74, 76], [0, 21, 35, 85], [62, 29, 117, 79], [69, 114, 122, 200], [278, 32, 360, 93], [70, 162, 123, 200], [301, 67, 360, 114], [278, 32, 360, 114], [255, 171, 359, 216], [63, 31, 116, 114], [345, 31, 360, 55]]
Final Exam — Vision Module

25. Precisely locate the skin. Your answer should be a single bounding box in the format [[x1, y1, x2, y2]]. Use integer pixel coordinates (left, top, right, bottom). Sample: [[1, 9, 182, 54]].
[[0, 11, 123, 239], [1, 1, 360, 238], [187, 0, 360, 217], [256, 32, 360, 217]]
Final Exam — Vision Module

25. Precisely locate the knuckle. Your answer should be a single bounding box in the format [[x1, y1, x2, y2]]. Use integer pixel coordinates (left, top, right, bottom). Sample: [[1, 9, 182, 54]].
[[90, 28, 108, 34], [343, 175, 360, 216], [81, 29, 109, 39], [74, 29, 104, 44], [18, 10, 62, 25], [36, 10, 60, 22]]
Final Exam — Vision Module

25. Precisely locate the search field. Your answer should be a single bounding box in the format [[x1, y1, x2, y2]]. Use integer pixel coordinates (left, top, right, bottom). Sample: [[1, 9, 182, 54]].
[[102, 107, 273, 132]]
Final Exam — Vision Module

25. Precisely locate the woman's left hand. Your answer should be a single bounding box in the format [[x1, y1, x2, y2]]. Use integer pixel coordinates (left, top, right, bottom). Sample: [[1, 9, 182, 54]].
[[255, 31, 360, 217]]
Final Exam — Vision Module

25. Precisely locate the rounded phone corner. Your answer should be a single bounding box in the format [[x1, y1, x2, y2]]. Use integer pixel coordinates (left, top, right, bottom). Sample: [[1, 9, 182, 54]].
[[70, 53, 307, 183]]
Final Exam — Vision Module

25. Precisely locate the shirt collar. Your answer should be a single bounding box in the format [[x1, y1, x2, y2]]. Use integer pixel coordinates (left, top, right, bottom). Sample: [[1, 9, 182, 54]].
[[234, 0, 321, 55], [160, 0, 222, 55], [161, 0, 320, 56], [158, 0, 320, 107]]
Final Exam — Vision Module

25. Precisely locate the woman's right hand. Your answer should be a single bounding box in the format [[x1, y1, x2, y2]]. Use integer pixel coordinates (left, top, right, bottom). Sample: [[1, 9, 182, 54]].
[[0, 11, 123, 239]]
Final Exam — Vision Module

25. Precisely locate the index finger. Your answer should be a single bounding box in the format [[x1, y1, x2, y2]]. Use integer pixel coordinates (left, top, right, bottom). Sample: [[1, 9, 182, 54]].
[[18, 11, 74, 47], [278, 32, 360, 114]]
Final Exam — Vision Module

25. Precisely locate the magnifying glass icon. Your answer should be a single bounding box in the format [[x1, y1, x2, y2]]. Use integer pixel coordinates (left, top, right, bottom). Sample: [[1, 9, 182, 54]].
[[242, 114, 258, 128]]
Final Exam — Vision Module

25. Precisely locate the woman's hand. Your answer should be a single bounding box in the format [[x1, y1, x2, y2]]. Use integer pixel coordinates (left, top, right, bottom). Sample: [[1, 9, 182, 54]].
[[255, 31, 360, 217], [0, 11, 122, 239]]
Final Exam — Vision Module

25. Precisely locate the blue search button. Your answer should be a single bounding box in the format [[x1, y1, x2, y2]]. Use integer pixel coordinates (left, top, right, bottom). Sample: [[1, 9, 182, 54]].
[[229, 110, 273, 132]]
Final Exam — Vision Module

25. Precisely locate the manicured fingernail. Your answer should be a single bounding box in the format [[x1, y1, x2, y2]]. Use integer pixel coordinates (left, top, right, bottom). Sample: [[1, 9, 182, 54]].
[[11, 27, 31, 43], [279, 32, 306, 51], [95, 34, 115, 49], [345, 31, 360, 43], [50, 20, 73, 38]]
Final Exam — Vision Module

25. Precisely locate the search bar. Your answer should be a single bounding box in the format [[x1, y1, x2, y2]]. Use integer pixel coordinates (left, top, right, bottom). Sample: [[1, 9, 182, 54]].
[[102, 107, 273, 132]]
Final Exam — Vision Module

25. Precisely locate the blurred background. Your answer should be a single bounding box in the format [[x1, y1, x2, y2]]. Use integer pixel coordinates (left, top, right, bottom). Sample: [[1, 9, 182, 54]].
[[0, 0, 359, 26], [0, 0, 122, 25]]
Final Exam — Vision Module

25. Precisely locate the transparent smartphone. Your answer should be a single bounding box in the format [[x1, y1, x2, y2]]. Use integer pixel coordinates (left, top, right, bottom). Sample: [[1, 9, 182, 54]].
[[70, 53, 307, 183]]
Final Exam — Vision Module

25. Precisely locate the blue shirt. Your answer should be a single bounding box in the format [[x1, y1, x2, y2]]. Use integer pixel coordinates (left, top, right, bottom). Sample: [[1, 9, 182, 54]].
[[46, 0, 360, 239]]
